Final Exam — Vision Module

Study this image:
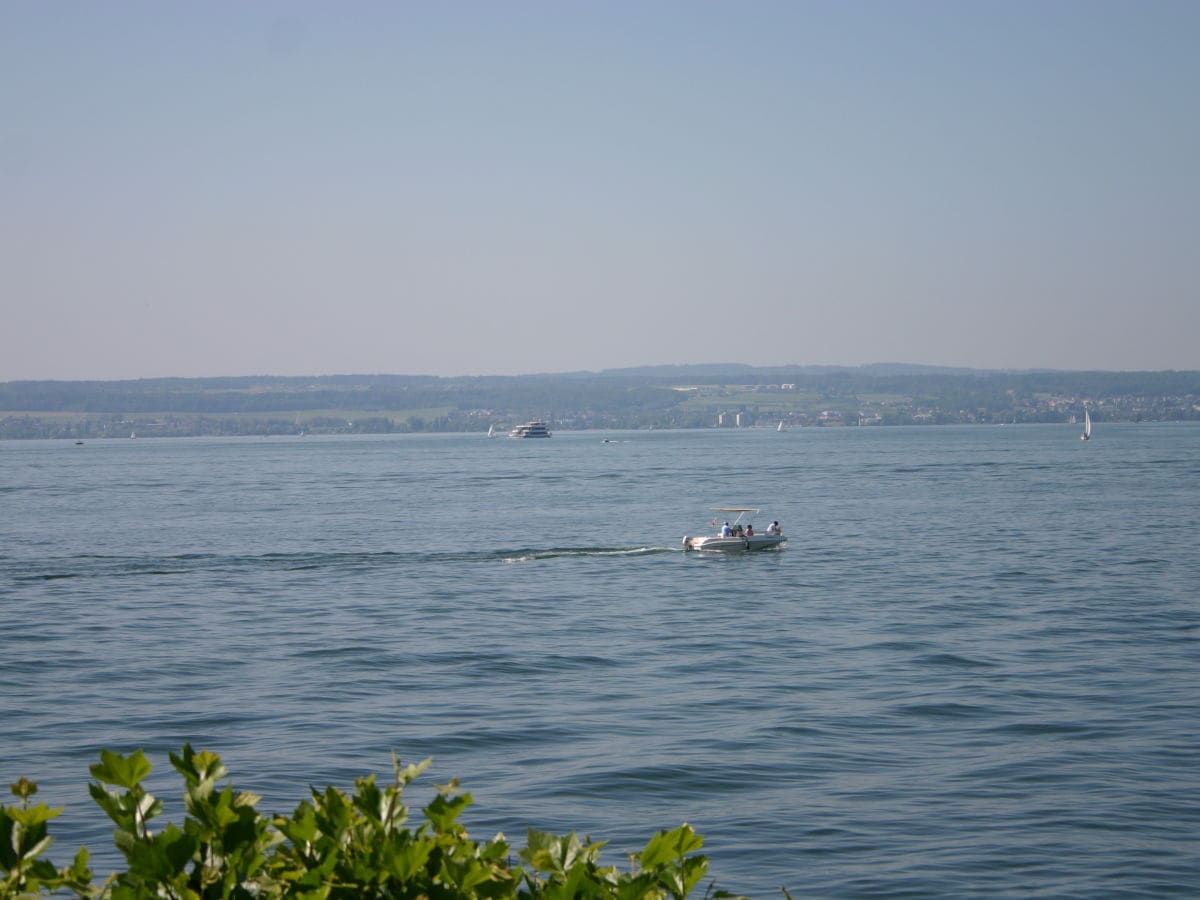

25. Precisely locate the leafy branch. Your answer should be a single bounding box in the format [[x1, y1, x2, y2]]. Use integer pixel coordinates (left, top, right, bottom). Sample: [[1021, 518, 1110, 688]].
[[2, 747, 748, 899]]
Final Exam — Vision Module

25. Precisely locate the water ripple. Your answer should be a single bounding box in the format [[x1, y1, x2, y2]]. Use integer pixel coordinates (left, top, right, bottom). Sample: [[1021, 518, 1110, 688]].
[[3, 425, 1199, 897]]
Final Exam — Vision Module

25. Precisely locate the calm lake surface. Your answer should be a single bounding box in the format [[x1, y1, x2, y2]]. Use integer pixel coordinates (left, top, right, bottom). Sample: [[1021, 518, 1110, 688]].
[[3, 425, 1198, 897]]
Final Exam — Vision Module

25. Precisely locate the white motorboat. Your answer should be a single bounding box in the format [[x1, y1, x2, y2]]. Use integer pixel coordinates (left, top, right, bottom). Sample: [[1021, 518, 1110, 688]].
[[509, 421, 552, 438], [683, 508, 786, 552]]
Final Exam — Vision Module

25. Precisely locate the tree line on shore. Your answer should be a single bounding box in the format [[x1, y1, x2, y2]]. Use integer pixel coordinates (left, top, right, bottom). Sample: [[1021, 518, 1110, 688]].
[[2, 365, 1198, 438]]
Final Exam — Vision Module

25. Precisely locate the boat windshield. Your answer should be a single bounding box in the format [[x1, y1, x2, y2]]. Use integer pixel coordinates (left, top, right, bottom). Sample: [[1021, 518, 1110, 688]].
[[711, 507, 760, 525]]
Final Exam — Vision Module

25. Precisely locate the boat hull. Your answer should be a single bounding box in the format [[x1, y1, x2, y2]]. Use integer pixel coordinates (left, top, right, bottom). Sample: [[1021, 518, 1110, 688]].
[[683, 534, 786, 552]]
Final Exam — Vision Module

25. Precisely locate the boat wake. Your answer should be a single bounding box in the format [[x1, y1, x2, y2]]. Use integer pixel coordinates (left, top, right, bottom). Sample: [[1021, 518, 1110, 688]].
[[499, 546, 674, 563], [11, 547, 679, 580]]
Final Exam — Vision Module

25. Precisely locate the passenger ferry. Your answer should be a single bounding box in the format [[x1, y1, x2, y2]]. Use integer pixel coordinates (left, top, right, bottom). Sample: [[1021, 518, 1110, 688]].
[[509, 421, 552, 438]]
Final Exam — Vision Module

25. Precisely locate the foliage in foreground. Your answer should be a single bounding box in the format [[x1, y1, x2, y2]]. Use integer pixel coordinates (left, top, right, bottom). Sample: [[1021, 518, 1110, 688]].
[[2, 746, 742, 899]]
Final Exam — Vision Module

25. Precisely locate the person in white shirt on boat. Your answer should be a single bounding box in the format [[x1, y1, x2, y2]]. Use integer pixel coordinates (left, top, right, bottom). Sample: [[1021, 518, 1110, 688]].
[[765, 520, 780, 535], [721, 521, 733, 537]]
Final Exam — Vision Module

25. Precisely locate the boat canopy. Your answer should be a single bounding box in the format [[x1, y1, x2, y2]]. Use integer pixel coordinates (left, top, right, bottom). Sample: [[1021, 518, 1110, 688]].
[[712, 507, 760, 513]]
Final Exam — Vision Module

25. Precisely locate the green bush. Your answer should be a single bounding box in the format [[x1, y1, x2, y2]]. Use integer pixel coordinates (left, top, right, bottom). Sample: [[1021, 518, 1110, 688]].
[[2, 746, 743, 899]]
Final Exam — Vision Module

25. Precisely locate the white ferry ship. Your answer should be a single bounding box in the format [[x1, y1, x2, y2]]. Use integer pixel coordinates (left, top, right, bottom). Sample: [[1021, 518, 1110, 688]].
[[509, 421, 552, 438]]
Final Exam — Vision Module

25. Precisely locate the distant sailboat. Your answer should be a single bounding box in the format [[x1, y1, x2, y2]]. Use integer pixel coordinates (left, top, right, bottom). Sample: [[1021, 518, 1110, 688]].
[[487, 424, 496, 438], [1080, 407, 1092, 441], [777, 420, 785, 432]]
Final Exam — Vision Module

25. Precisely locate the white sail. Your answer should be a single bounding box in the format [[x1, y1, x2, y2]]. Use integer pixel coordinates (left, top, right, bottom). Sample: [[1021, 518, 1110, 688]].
[[1081, 408, 1092, 440]]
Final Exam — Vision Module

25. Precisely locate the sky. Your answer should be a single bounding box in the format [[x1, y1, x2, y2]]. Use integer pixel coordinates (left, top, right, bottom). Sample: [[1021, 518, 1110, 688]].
[[2, 1, 1198, 381]]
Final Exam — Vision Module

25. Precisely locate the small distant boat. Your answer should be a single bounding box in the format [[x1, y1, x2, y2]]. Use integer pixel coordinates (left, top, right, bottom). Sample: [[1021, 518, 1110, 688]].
[[777, 420, 785, 432], [683, 507, 787, 552], [130, 431, 136, 439], [75, 440, 84, 445], [509, 421, 552, 438], [1080, 407, 1092, 441], [487, 424, 496, 438]]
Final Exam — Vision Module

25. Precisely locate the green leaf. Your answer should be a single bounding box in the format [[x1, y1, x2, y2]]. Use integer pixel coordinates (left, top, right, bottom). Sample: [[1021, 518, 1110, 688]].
[[27, 856, 61, 884], [89, 749, 152, 790], [384, 839, 434, 882], [679, 854, 709, 895], [168, 743, 227, 789], [640, 824, 704, 869], [89, 782, 137, 831], [275, 803, 318, 847], [9, 777, 38, 801], [423, 790, 471, 834], [520, 830, 606, 878], [21, 832, 55, 863], [4, 802, 62, 828], [136, 791, 163, 826], [0, 816, 16, 870], [63, 846, 93, 885], [154, 822, 198, 875], [391, 754, 432, 789], [479, 833, 510, 862], [351, 774, 383, 823]]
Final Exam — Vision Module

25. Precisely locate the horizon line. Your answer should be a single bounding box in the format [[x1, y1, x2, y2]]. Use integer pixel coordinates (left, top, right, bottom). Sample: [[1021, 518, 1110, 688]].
[[5, 362, 1200, 385]]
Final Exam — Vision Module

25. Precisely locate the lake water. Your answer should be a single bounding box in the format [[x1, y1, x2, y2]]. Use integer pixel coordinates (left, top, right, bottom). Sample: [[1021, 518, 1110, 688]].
[[3, 425, 1198, 897]]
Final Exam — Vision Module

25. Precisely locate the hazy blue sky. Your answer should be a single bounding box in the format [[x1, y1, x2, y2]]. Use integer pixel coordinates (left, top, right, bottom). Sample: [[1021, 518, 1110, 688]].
[[3, 1, 1197, 380]]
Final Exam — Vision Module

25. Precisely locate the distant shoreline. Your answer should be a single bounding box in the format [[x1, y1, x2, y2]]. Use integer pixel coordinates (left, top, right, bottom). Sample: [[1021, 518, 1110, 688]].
[[3, 366, 1198, 438]]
